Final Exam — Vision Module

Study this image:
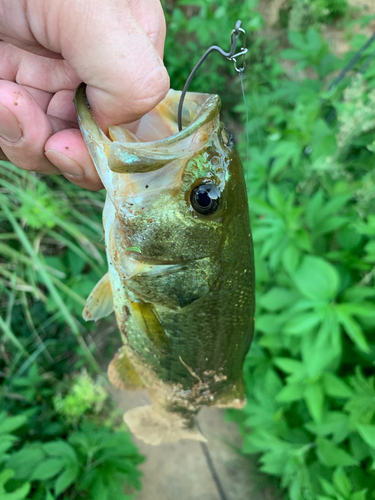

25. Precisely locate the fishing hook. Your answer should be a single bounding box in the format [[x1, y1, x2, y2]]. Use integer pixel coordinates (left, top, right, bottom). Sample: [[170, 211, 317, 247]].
[[177, 20, 248, 131]]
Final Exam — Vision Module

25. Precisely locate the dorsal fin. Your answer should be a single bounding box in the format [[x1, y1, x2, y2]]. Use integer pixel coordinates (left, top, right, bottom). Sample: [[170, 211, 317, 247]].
[[83, 273, 114, 321]]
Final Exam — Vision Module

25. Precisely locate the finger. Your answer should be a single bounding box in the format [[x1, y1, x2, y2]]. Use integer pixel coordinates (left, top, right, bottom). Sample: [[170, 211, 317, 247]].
[[24, 0, 170, 128], [0, 3, 62, 59], [45, 128, 104, 191], [128, 0, 167, 57], [47, 89, 78, 124], [19, 85, 52, 112], [0, 42, 81, 93], [0, 80, 59, 174]]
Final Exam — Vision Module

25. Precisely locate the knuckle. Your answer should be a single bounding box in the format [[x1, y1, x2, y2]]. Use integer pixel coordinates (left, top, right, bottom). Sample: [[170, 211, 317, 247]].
[[131, 65, 170, 116]]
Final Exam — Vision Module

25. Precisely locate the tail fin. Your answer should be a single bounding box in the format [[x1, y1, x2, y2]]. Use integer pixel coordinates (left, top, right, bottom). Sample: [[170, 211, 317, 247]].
[[124, 405, 207, 446]]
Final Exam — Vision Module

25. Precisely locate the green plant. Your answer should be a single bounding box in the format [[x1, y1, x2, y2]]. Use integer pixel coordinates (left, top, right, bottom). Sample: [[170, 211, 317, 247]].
[[0, 164, 144, 498], [0, 411, 143, 500], [162, 0, 266, 114], [0, 160, 108, 370], [288, 0, 349, 31], [226, 24, 375, 500], [53, 370, 107, 425]]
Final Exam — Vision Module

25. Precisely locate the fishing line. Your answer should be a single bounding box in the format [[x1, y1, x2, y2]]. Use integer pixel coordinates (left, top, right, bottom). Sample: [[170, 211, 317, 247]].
[[239, 68, 250, 186], [196, 420, 230, 500]]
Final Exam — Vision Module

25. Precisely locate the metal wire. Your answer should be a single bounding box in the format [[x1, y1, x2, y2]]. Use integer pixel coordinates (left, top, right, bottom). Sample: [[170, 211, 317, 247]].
[[177, 20, 247, 131]]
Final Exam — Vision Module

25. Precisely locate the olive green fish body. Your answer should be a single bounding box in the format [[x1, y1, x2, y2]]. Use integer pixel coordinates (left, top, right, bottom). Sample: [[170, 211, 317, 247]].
[[74, 84, 255, 444]]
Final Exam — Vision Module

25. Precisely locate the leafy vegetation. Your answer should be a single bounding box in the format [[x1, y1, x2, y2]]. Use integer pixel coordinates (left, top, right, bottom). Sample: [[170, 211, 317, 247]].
[[0, 369, 143, 499], [163, 0, 375, 497], [0, 165, 143, 498], [287, 0, 349, 31], [236, 12, 375, 500], [2, 0, 375, 499]]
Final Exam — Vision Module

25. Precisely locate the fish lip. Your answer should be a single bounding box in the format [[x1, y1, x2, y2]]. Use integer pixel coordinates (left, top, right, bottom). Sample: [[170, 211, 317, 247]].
[[74, 83, 221, 148]]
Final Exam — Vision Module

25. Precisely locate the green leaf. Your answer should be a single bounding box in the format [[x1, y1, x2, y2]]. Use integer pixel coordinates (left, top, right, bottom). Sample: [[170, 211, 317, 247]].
[[304, 383, 324, 423], [288, 31, 306, 50], [6, 445, 45, 479], [316, 438, 358, 467], [259, 287, 299, 312], [305, 411, 350, 443], [256, 314, 281, 334], [336, 307, 371, 353], [284, 312, 322, 335], [276, 383, 304, 402], [0, 469, 30, 500], [356, 424, 375, 449], [282, 244, 301, 273], [30, 458, 65, 481], [340, 302, 375, 319], [274, 358, 304, 375], [322, 373, 353, 399], [43, 441, 77, 462], [293, 256, 339, 301], [333, 467, 351, 496], [54, 465, 79, 496], [320, 477, 340, 496], [352, 490, 368, 500], [0, 413, 27, 435]]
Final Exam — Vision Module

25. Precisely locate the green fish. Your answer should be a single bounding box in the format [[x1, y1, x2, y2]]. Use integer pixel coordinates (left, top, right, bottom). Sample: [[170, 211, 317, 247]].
[[74, 83, 255, 445]]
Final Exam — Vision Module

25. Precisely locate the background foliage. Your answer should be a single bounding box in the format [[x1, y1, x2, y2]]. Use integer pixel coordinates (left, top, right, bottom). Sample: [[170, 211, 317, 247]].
[[1, 0, 375, 499], [164, 1, 375, 498], [0, 166, 144, 498]]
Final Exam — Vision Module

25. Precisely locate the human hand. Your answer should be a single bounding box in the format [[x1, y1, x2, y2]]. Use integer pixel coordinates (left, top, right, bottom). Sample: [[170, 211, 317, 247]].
[[0, 0, 169, 190]]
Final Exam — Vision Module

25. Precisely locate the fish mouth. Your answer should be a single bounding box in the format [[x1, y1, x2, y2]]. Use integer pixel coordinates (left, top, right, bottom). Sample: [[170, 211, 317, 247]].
[[74, 83, 221, 174]]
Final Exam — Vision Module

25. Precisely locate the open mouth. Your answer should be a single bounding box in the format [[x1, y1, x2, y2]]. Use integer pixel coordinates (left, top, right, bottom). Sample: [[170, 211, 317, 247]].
[[74, 83, 222, 175]]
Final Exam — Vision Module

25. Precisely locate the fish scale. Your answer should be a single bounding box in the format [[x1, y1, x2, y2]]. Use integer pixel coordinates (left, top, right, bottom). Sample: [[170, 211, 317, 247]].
[[74, 83, 255, 445]]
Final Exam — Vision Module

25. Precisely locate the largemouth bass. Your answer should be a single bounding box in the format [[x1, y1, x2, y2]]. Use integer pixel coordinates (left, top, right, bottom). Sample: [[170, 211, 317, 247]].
[[74, 83, 255, 445]]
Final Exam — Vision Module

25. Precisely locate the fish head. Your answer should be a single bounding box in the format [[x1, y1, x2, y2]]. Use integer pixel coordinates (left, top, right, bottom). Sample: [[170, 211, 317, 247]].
[[74, 84, 249, 308]]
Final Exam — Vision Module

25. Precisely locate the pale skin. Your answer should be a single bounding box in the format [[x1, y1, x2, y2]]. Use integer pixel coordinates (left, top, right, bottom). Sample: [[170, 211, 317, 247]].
[[0, 0, 169, 190]]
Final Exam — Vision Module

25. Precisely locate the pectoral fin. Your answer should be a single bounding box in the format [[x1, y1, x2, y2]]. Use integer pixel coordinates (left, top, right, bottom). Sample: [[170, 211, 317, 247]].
[[108, 348, 144, 390], [83, 273, 114, 321], [130, 300, 171, 351]]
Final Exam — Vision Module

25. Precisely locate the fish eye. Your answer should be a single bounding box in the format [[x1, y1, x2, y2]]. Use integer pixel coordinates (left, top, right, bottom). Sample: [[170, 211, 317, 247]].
[[190, 184, 220, 215]]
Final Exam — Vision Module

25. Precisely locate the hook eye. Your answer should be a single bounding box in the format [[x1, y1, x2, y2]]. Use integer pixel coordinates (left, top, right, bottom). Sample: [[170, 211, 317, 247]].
[[229, 27, 247, 73], [230, 27, 246, 54]]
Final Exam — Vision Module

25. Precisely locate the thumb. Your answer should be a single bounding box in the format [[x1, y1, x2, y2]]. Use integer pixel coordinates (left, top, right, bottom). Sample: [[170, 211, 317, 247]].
[[35, 0, 170, 128]]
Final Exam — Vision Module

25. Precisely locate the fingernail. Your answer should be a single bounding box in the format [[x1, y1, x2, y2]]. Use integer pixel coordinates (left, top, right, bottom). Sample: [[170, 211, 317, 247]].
[[0, 104, 22, 142], [45, 149, 84, 179]]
